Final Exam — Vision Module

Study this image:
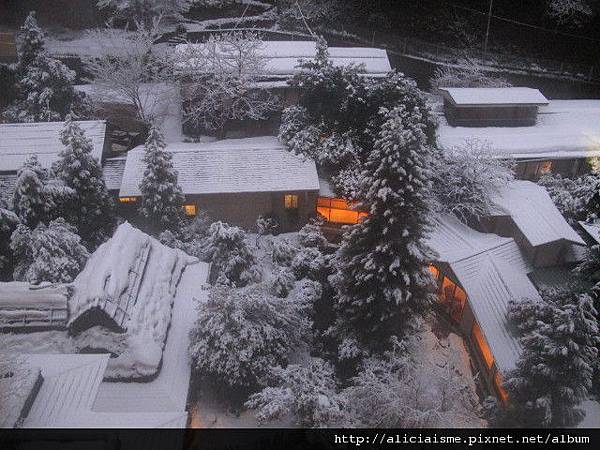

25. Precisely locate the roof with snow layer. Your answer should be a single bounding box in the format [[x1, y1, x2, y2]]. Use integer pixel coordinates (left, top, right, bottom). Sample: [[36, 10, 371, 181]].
[[428, 214, 542, 373], [0, 121, 107, 172], [439, 87, 548, 107], [437, 99, 600, 160], [175, 40, 392, 78], [489, 181, 586, 247], [118, 136, 320, 197]]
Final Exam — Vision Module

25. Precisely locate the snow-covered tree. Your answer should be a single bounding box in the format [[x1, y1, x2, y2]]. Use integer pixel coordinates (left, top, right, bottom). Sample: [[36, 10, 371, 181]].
[[12, 156, 48, 228], [546, 0, 593, 26], [204, 221, 259, 287], [331, 105, 437, 352], [139, 125, 185, 233], [97, 0, 192, 28], [85, 21, 175, 128], [3, 12, 77, 123], [503, 288, 600, 427], [291, 246, 328, 281], [189, 284, 309, 391], [0, 208, 20, 281], [433, 138, 514, 223], [245, 358, 344, 427], [269, 267, 296, 298], [538, 173, 600, 225], [255, 215, 278, 246], [298, 218, 328, 249], [271, 237, 298, 266], [430, 58, 512, 90], [54, 117, 114, 246], [10, 218, 89, 284], [176, 32, 280, 138]]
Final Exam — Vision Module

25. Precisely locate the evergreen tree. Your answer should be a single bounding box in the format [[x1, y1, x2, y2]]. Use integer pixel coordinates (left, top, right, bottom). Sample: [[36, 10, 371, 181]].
[[139, 125, 185, 233], [3, 11, 76, 123], [54, 116, 114, 246], [12, 156, 48, 228], [503, 288, 600, 427], [331, 105, 437, 352], [0, 207, 20, 280]]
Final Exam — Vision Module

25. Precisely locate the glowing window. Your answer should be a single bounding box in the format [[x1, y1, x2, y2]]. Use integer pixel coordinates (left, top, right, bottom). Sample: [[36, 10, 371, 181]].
[[316, 196, 367, 225], [284, 194, 299, 209], [119, 197, 137, 203], [451, 284, 467, 322], [494, 371, 509, 404], [471, 323, 495, 371], [183, 204, 197, 216], [538, 160, 553, 176], [428, 264, 440, 281]]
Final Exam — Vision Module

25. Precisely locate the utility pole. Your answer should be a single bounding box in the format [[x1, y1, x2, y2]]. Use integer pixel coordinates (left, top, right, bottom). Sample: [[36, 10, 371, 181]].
[[483, 0, 493, 54]]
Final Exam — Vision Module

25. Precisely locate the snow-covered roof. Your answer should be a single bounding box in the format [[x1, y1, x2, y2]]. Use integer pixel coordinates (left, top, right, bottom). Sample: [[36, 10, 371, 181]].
[[428, 214, 541, 373], [489, 181, 586, 247], [0, 282, 69, 329], [437, 99, 600, 159], [439, 87, 548, 107], [579, 220, 600, 245], [0, 121, 107, 172], [175, 41, 392, 78], [119, 136, 320, 197], [102, 156, 127, 191]]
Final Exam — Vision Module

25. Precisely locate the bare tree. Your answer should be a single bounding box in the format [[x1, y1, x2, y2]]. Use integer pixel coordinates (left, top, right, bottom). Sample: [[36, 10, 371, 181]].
[[84, 18, 176, 129], [175, 32, 280, 139], [97, 0, 192, 28]]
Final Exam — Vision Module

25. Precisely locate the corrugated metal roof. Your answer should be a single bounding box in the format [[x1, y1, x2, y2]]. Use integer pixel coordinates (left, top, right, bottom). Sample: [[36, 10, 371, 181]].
[[0, 121, 107, 172], [118, 136, 320, 197], [490, 181, 586, 247], [439, 87, 548, 107]]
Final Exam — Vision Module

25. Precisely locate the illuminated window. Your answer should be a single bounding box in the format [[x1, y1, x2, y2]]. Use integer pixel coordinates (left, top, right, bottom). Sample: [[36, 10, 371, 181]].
[[119, 197, 137, 203], [316, 196, 367, 225], [451, 285, 467, 323], [284, 194, 299, 209], [471, 323, 495, 370], [494, 371, 509, 403], [183, 204, 197, 216], [428, 264, 440, 281]]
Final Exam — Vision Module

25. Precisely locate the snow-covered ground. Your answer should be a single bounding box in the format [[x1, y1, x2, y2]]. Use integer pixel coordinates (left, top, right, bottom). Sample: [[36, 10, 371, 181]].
[[580, 399, 600, 428]]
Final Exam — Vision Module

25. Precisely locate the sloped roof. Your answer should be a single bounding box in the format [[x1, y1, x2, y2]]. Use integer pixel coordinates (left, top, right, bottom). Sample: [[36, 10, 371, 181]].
[[439, 87, 548, 107], [0, 121, 107, 172], [428, 215, 541, 373], [175, 41, 392, 78], [437, 99, 600, 159], [102, 156, 127, 191], [119, 136, 320, 197], [489, 181, 586, 247]]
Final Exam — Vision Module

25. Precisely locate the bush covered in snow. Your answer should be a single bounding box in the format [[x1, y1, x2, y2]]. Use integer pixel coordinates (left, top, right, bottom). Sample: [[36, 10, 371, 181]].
[[298, 219, 328, 249], [269, 267, 296, 298], [291, 278, 323, 309], [291, 246, 328, 281], [205, 221, 259, 287], [433, 138, 514, 223], [10, 218, 89, 284], [430, 59, 512, 90], [503, 287, 600, 427], [189, 284, 309, 391], [271, 238, 298, 267], [538, 173, 600, 225], [0, 208, 20, 280], [245, 358, 344, 427]]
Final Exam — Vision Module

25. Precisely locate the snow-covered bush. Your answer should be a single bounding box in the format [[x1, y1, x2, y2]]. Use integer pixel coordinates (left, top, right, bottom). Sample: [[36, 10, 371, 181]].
[[269, 267, 296, 298], [503, 288, 600, 427], [255, 215, 278, 246], [3, 12, 77, 123], [271, 238, 298, 267], [0, 208, 20, 280], [205, 221, 259, 287], [291, 246, 328, 281], [10, 218, 89, 284], [54, 117, 114, 246], [291, 278, 323, 308], [298, 219, 328, 249], [546, 0, 592, 26], [430, 59, 512, 90], [12, 156, 48, 228], [189, 284, 309, 390], [433, 138, 514, 223], [97, 0, 192, 27], [245, 358, 344, 427], [139, 125, 185, 233], [538, 173, 600, 224]]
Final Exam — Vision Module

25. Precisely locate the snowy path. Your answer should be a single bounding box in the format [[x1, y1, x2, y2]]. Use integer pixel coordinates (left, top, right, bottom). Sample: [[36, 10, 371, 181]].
[[92, 263, 208, 421]]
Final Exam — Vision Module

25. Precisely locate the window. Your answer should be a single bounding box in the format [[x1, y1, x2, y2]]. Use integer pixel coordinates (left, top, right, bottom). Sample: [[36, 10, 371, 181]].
[[494, 371, 509, 403], [119, 197, 137, 203], [451, 285, 467, 322], [284, 194, 299, 209], [183, 204, 197, 216], [518, 160, 554, 180], [428, 264, 440, 281], [316, 197, 368, 225], [471, 323, 495, 370]]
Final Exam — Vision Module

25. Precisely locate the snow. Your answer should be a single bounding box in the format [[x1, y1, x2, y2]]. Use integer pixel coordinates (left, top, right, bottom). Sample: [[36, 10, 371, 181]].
[[0, 359, 39, 428], [580, 399, 600, 427], [0, 121, 107, 172], [118, 136, 320, 197], [175, 41, 392, 78], [437, 99, 600, 160], [0, 282, 69, 329], [579, 220, 600, 245], [102, 156, 127, 191], [439, 87, 548, 106], [489, 181, 586, 247]]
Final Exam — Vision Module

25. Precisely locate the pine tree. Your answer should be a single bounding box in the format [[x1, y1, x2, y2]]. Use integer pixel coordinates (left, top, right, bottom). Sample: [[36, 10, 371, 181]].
[[12, 156, 48, 228], [139, 125, 185, 233], [0, 207, 20, 280], [503, 288, 600, 427], [3, 11, 76, 123], [54, 116, 114, 246], [331, 105, 437, 352]]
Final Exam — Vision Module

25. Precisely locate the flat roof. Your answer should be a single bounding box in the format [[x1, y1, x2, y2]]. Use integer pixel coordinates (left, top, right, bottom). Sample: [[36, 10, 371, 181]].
[[439, 87, 549, 107], [119, 136, 320, 197]]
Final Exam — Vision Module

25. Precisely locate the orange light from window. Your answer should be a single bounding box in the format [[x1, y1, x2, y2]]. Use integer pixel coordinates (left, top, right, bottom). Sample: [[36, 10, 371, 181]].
[[119, 197, 137, 203], [494, 371, 509, 404], [183, 204, 197, 216], [284, 194, 299, 209], [316, 196, 367, 225], [539, 160, 553, 176], [428, 264, 440, 280], [471, 323, 495, 370]]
